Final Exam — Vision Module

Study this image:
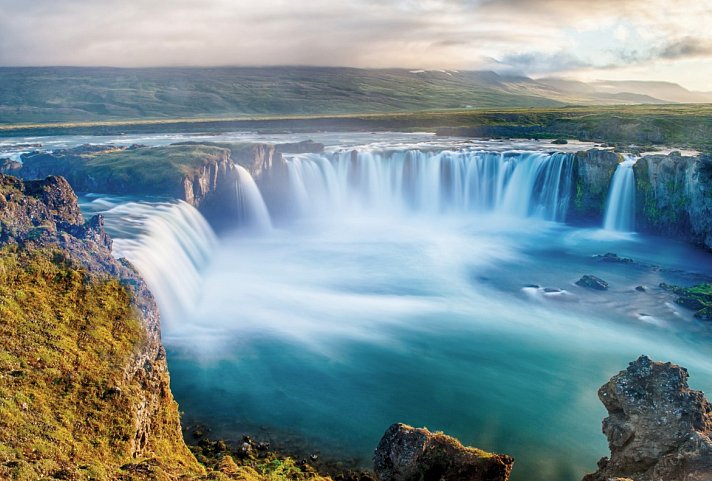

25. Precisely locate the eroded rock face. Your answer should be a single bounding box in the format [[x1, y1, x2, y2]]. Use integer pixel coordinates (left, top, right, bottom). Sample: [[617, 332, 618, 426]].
[[635, 153, 712, 250], [583, 355, 712, 481], [0, 173, 199, 470], [374, 423, 514, 481], [571, 149, 621, 223]]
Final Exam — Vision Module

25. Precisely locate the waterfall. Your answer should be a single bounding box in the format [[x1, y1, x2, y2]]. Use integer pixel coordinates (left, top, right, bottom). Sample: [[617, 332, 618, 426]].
[[603, 156, 637, 232], [105, 201, 217, 327], [235, 165, 273, 231], [284, 150, 574, 221]]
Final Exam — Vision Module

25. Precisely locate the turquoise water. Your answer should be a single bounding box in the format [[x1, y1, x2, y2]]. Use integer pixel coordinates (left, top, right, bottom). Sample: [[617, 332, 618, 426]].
[[71, 138, 712, 481], [161, 215, 712, 481]]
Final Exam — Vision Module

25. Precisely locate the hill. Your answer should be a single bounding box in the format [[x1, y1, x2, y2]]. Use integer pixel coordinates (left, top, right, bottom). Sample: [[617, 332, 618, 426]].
[[1, 66, 709, 125]]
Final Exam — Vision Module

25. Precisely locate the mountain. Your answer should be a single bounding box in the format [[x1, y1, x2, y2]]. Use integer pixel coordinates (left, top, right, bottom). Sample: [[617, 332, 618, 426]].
[[0, 66, 708, 125], [590, 80, 712, 104]]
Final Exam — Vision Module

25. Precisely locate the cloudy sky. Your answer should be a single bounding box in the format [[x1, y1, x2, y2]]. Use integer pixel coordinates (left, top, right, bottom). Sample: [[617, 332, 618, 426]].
[[1, 0, 711, 90]]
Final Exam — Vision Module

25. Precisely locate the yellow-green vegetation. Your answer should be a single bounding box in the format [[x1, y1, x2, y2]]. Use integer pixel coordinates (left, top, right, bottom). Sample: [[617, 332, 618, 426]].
[[188, 440, 334, 481], [0, 245, 340, 480], [0, 246, 199, 480]]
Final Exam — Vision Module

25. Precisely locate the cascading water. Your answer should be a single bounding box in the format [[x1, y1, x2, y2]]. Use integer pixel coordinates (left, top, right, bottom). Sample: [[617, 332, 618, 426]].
[[236, 164, 273, 231], [603, 156, 637, 232], [284, 150, 574, 221], [103, 201, 217, 327]]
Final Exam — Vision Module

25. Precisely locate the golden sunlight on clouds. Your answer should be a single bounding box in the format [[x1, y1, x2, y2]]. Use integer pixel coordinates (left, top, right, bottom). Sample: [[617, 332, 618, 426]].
[[0, 0, 710, 89]]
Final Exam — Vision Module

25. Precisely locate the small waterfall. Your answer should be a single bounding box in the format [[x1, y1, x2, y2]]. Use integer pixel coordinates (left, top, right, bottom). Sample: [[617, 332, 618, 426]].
[[603, 156, 637, 232], [284, 150, 574, 221], [235, 165, 273, 231], [105, 201, 217, 327]]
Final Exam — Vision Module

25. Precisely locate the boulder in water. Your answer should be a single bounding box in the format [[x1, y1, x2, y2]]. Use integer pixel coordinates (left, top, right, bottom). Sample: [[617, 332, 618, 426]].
[[576, 275, 609, 290], [582, 355, 712, 481], [373, 423, 514, 481], [596, 252, 633, 263]]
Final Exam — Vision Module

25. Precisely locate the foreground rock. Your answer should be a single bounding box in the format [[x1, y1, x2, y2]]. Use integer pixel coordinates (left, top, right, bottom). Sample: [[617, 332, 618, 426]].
[[583, 355, 712, 481], [373, 423, 514, 481], [576, 274, 609, 290]]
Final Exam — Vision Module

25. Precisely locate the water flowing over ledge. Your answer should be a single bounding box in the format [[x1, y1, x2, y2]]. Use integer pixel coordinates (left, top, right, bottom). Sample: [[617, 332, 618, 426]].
[[283, 150, 574, 222], [603, 156, 637, 232], [105, 201, 217, 328]]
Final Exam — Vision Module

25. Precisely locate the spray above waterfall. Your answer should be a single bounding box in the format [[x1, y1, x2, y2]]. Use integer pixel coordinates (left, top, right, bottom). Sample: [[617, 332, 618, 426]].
[[603, 156, 637, 232]]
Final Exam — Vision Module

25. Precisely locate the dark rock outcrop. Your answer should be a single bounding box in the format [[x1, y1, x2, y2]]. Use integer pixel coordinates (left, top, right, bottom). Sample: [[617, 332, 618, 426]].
[[570, 149, 621, 223], [576, 275, 609, 290], [583, 355, 712, 481], [373, 423, 514, 481], [596, 252, 633, 263], [634, 152, 712, 250]]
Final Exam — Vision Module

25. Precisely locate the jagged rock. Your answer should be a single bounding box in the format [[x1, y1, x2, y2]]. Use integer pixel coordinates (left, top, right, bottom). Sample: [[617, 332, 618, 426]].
[[373, 423, 514, 481], [597, 252, 633, 263], [576, 275, 609, 290], [635, 285, 646, 292], [582, 355, 712, 481]]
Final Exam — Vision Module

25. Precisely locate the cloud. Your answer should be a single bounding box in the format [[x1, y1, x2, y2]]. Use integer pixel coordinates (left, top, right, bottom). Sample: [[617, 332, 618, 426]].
[[496, 51, 592, 74], [0, 0, 709, 89], [660, 37, 712, 59]]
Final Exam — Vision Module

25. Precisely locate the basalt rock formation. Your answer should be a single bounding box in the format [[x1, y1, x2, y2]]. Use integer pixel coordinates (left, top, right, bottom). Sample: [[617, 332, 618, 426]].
[[0, 173, 201, 479], [582, 355, 712, 481], [571, 149, 621, 223], [635, 152, 712, 250], [373, 423, 514, 481]]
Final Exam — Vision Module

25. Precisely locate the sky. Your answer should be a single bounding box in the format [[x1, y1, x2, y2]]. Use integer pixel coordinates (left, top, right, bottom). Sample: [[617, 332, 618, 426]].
[[0, 0, 711, 90]]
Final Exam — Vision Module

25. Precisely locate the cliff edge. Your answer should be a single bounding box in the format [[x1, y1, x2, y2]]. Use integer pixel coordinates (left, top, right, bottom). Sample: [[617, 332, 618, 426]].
[[0, 174, 202, 479]]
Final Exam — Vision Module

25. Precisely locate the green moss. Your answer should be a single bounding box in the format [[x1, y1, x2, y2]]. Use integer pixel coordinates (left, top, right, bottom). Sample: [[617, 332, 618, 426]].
[[0, 245, 341, 480], [80, 145, 230, 195]]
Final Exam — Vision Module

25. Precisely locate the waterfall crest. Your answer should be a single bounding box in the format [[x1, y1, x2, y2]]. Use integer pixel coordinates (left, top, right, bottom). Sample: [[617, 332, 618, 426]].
[[285, 150, 574, 221], [603, 156, 637, 232], [106, 201, 217, 327], [236, 165, 273, 231]]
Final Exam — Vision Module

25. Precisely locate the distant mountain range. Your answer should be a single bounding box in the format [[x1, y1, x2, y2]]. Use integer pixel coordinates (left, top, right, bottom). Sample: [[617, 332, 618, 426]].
[[0, 66, 710, 124]]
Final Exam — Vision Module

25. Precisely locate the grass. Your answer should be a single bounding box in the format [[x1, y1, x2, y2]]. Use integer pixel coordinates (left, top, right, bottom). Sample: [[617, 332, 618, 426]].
[[0, 246, 189, 480], [19, 144, 231, 197], [3, 104, 712, 151]]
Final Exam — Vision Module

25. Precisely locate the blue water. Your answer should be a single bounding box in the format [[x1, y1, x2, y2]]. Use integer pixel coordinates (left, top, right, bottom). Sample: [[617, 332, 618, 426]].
[[161, 215, 712, 481], [71, 139, 712, 481]]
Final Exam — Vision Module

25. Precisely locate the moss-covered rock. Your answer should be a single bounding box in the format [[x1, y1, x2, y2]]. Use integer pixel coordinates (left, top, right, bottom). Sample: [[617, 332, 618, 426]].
[[373, 423, 513, 481]]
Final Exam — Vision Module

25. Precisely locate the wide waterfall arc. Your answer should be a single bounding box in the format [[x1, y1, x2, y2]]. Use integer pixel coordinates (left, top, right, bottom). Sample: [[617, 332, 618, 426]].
[[236, 164, 273, 231], [106, 201, 217, 327], [603, 156, 637, 232], [284, 149, 574, 221]]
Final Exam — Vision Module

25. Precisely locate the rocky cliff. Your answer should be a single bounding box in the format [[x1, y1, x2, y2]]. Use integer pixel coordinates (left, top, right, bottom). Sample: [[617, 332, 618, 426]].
[[634, 152, 712, 249], [583, 355, 712, 481], [570, 149, 621, 223], [0, 174, 202, 479]]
